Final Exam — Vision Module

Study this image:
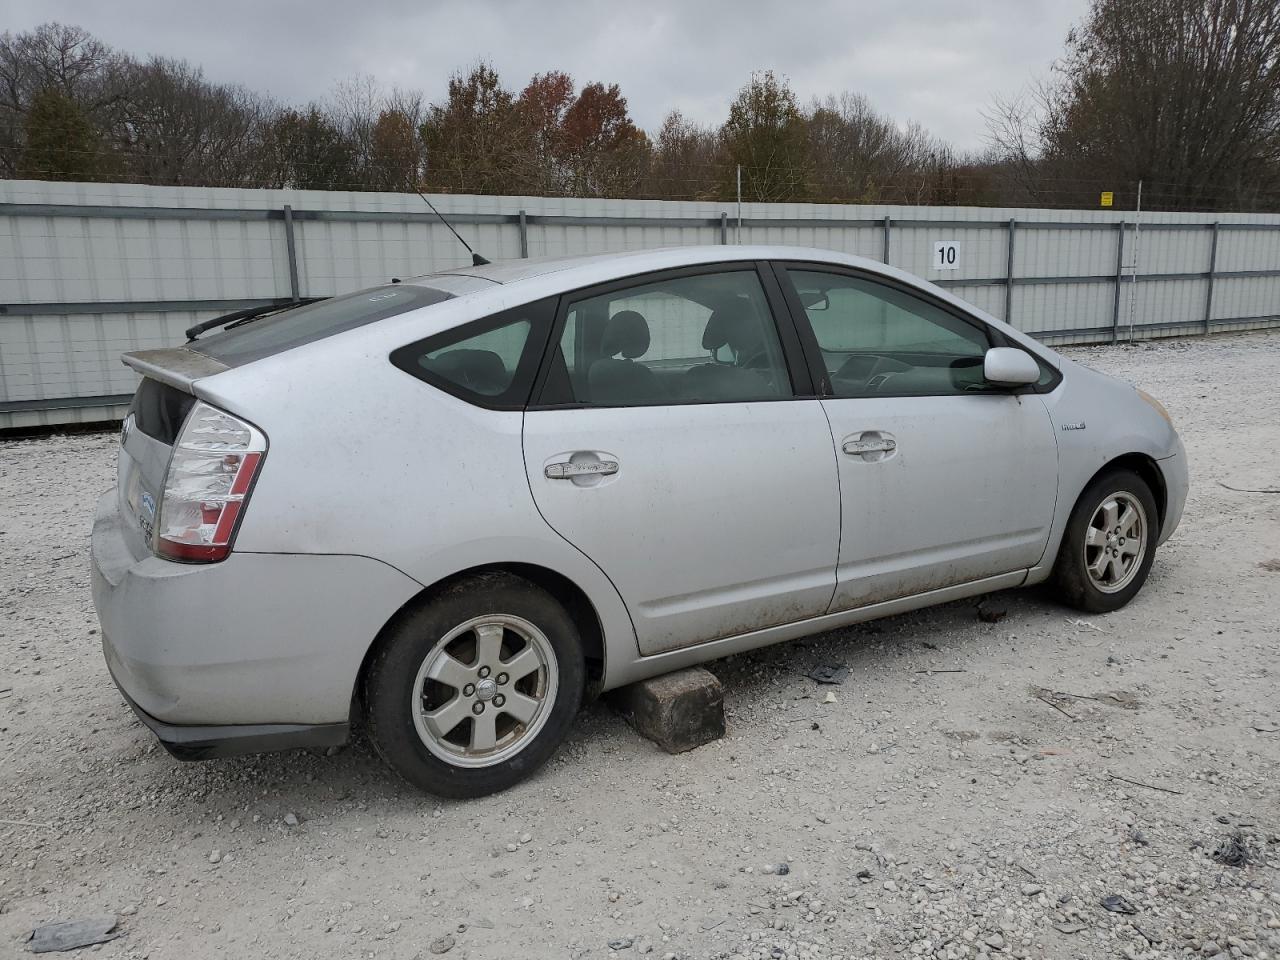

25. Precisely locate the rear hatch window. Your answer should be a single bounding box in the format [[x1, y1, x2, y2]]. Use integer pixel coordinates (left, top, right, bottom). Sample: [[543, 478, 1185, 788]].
[[191, 284, 453, 367]]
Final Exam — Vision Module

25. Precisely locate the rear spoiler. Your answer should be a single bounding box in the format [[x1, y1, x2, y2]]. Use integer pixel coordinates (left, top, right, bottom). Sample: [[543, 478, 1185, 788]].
[[121, 348, 230, 393]]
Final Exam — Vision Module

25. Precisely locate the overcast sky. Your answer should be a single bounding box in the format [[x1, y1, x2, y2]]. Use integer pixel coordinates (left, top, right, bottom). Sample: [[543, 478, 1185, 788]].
[[10, 0, 1090, 151]]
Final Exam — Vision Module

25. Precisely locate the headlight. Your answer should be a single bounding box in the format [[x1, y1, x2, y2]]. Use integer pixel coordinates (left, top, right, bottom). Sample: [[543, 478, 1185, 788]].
[[1136, 388, 1173, 426]]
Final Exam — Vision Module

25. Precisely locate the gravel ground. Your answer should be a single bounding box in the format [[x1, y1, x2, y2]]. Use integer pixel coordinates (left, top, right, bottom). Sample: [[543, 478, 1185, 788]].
[[1, 331, 1278, 960]]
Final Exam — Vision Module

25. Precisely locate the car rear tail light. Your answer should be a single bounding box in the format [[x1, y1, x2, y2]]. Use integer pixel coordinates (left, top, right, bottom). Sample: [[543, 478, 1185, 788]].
[[156, 401, 266, 563]]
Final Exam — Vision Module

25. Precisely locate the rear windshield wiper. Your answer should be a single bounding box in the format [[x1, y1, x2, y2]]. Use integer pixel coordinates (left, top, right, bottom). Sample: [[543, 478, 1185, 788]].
[[185, 297, 327, 342]]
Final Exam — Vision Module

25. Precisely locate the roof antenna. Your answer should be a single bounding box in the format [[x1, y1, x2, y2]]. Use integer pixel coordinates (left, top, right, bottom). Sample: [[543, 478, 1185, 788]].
[[416, 189, 490, 266]]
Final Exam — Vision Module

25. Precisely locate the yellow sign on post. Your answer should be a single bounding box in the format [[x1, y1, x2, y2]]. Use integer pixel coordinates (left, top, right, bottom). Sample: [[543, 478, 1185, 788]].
[[1100, 191, 1114, 207]]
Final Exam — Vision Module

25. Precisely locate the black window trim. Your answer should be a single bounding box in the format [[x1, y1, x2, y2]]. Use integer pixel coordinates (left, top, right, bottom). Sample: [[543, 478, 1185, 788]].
[[388, 297, 557, 411], [769, 260, 1064, 397], [527, 260, 818, 410]]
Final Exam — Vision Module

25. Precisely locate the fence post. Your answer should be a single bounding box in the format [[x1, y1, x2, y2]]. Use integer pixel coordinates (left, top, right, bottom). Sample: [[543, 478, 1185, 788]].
[[518, 210, 529, 258], [720, 212, 728, 244], [282, 204, 300, 302], [1004, 217, 1017, 324], [882, 216, 891, 263], [1204, 222, 1219, 335], [1111, 220, 1127, 344]]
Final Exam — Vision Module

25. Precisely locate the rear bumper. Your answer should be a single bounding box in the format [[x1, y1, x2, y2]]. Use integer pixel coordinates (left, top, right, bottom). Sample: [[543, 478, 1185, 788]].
[[91, 489, 423, 737], [113, 678, 348, 760]]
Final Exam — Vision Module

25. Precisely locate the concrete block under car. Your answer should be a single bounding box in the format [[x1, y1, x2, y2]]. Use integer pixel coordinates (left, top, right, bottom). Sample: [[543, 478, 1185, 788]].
[[608, 666, 725, 753]]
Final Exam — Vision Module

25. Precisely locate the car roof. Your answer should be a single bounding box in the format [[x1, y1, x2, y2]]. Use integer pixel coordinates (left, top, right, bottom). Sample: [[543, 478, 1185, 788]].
[[411, 245, 876, 288], [386, 244, 1062, 366]]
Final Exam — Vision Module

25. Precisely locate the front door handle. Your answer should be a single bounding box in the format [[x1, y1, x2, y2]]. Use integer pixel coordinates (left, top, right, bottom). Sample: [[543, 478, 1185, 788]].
[[843, 436, 896, 456], [545, 459, 619, 480]]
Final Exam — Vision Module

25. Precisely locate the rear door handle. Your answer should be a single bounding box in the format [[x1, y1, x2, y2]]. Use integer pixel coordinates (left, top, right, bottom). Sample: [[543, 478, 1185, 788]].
[[545, 459, 619, 479]]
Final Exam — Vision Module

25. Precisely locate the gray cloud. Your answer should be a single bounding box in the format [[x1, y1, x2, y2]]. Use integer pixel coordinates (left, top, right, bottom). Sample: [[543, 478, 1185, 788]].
[[7, 0, 1088, 150]]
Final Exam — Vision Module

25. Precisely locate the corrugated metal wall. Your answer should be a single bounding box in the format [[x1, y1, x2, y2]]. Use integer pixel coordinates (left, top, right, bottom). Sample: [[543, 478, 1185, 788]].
[[3, 179, 1279, 429]]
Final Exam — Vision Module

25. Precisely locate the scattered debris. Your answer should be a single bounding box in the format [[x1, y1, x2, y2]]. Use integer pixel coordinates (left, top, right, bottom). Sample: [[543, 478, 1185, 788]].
[[807, 663, 848, 685], [1100, 893, 1138, 915], [429, 933, 456, 954], [977, 604, 1007, 623], [0, 818, 51, 829], [1132, 923, 1163, 944], [1106, 772, 1183, 795], [762, 862, 790, 876], [914, 668, 966, 674], [283, 812, 300, 827], [1217, 479, 1280, 494], [27, 917, 120, 953], [1065, 618, 1104, 632], [821, 691, 837, 704], [1053, 922, 1086, 935], [1128, 827, 1149, 846], [1258, 558, 1280, 572], [1211, 831, 1253, 868], [1033, 691, 1077, 721], [1098, 689, 1143, 710], [1052, 689, 1099, 701], [607, 936, 634, 950]]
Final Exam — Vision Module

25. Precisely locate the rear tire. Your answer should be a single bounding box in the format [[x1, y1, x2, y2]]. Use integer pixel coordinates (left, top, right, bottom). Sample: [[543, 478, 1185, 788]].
[[1052, 468, 1159, 613], [363, 572, 584, 799]]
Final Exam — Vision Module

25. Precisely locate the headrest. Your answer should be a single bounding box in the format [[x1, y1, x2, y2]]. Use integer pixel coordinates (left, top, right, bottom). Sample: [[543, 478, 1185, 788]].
[[602, 310, 650, 359], [421, 348, 507, 394], [702, 307, 762, 354]]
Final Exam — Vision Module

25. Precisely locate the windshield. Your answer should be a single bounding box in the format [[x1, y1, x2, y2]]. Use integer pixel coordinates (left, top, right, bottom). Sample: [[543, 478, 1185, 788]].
[[192, 284, 453, 366]]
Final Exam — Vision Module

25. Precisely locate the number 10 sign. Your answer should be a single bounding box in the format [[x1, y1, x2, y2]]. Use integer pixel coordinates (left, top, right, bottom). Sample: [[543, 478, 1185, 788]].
[[933, 240, 960, 270]]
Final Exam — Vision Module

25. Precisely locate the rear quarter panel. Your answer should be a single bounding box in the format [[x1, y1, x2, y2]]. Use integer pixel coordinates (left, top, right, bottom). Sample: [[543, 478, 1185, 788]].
[[191, 297, 638, 680]]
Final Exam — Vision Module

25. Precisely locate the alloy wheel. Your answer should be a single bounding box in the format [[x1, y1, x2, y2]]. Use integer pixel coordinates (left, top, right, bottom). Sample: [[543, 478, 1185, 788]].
[[1084, 491, 1148, 594], [410, 614, 558, 768]]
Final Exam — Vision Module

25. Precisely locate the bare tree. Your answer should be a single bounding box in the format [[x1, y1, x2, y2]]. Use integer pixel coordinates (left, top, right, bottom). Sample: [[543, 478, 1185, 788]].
[[0, 23, 118, 176], [646, 109, 721, 199], [986, 0, 1280, 210], [110, 56, 273, 186]]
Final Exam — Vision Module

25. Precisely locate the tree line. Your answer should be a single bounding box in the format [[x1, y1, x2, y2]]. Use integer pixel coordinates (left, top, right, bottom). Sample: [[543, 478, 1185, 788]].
[[5, 1, 1280, 212]]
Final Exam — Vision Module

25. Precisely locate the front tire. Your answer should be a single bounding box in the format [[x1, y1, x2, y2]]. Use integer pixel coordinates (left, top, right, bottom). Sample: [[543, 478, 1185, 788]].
[[1052, 468, 1160, 613], [363, 572, 584, 799]]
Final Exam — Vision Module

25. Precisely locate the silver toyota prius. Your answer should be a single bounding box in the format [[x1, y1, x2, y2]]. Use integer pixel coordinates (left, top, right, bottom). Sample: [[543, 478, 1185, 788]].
[[91, 245, 1187, 798]]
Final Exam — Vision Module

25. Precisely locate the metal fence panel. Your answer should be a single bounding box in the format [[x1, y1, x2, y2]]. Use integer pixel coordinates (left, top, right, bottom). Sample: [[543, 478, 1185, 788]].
[[3, 179, 1280, 428]]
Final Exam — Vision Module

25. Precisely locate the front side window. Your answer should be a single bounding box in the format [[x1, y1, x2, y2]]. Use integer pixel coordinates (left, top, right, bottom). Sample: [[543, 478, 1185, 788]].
[[543, 269, 793, 406], [390, 298, 555, 408], [785, 269, 993, 397]]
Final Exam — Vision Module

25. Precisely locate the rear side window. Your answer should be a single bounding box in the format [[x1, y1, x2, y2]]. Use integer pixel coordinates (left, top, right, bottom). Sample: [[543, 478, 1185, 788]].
[[540, 269, 793, 407], [193, 284, 453, 367], [391, 298, 557, 409]]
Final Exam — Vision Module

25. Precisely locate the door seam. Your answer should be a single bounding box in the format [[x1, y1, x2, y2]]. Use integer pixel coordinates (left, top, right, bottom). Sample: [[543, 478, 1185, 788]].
[[815, 397, 843, 615], [518, 409, 643, 655]]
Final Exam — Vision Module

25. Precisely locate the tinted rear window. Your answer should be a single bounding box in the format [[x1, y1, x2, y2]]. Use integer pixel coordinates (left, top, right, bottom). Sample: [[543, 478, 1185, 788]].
[[191, 284, 453, 366]]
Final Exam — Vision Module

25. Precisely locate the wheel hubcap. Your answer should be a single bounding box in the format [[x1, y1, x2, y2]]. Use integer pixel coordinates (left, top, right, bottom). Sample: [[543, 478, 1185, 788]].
[[1084, 491, 1148, 594], [411, 614, 558, 769]]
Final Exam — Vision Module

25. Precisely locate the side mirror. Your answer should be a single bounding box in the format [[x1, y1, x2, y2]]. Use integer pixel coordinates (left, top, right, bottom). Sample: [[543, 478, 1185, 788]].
[[983, 347, 1040, 387]]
